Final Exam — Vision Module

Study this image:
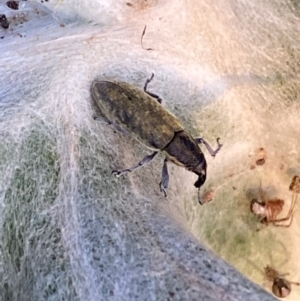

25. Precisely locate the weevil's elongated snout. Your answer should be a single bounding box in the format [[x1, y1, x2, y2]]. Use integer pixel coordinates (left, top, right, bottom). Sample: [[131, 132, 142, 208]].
[[194, 170, 206, 188], [193, 163, 207, 205]]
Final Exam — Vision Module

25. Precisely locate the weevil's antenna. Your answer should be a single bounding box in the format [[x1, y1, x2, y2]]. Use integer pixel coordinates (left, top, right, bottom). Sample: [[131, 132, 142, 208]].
[[198, 188, 203, 205]]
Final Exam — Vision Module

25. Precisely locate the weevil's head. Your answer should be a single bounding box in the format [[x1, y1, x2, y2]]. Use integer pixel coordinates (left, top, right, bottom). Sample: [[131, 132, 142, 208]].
[[193, 164, 207, 188]]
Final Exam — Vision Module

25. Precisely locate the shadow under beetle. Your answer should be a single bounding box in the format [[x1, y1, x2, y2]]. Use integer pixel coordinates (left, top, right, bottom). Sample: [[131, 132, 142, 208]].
[[91, 73, 222, 204]]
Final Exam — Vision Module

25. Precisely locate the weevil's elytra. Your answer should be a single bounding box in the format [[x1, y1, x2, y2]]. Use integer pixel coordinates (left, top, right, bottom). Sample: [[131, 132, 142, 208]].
[[91, 73, 223, 204], [92, 81, 183, 150]]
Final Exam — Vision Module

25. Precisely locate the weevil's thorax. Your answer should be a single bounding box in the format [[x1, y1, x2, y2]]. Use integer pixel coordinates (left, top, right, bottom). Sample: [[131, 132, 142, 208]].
[[163, 131, 207, 180]]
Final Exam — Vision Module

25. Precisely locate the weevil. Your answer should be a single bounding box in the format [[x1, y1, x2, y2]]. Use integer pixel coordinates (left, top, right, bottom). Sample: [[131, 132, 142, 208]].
[[91, 73, 222, 204]]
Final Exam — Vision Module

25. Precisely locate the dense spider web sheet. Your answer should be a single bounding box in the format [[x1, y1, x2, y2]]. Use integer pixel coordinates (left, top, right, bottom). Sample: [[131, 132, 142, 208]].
[[0, 0, 299, 300]]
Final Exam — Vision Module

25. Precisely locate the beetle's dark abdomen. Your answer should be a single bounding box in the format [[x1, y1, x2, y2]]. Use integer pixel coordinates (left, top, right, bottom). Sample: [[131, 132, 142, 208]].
[[92, 80, 183, 150]]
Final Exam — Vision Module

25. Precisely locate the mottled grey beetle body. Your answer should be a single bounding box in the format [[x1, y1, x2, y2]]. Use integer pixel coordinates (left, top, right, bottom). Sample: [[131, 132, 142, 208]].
[[91, 74, 222, 204], [92, 81, 183, 150]]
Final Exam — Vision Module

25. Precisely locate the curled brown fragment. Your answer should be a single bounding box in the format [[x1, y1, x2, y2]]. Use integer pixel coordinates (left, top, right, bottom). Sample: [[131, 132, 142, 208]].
[[199, 189, 214, 205], [289, 175, 300, 193], [255, 147, 266, 165]]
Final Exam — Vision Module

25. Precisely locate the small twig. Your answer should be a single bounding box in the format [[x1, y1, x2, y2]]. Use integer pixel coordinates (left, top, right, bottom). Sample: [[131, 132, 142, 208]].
[[141, 25, 154, 51]]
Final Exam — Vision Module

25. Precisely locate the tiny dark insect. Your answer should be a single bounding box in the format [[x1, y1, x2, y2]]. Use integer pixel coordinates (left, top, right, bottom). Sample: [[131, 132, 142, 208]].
[[0, 14, 9, 29], [91, 74, 223, 204], [256, 158, 265, 166], [255, 147, 266, 166], [264, 265, 300, 298], [6, 1, 19, 10]]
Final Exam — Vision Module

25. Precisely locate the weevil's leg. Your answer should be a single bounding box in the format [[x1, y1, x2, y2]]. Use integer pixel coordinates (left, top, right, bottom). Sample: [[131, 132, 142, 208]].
[[144, 73, 154, 87], [159, 158, 169, 197], [290, 281, 300, 286], [144, 73, 163, 103], [146, 91, 162, 103], [194, 137, 223, 157], [112, 152, 158, 177], [94, 116, 129, 135]]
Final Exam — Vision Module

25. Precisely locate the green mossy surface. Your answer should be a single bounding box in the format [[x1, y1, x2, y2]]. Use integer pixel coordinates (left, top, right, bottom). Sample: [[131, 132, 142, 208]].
[[0, 125, 69, 301]]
